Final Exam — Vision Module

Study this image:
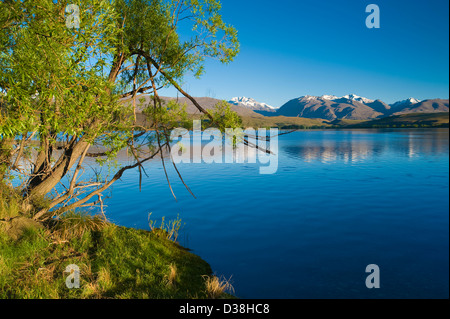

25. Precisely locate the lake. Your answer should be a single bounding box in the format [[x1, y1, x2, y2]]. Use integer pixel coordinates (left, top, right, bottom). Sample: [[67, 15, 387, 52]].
[[102, 129, 449, 299]]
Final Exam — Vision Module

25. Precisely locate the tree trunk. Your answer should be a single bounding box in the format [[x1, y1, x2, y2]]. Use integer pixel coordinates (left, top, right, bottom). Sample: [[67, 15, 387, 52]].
[[27, 139, 90, 200], [0, 137, 14, 181]]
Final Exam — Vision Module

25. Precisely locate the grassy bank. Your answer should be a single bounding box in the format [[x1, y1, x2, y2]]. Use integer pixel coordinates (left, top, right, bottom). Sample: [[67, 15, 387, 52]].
[[343, 112, 450, 128], [0, 189, 233, 299], [240, 112, 449, 129]]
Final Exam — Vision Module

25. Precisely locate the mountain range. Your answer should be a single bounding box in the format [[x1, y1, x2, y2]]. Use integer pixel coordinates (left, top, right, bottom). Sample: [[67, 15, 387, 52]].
[[124, 94, 449, 122], [123, 95, 264, 118], [228, 97, 277, 113], [230, 95, 449, 121]]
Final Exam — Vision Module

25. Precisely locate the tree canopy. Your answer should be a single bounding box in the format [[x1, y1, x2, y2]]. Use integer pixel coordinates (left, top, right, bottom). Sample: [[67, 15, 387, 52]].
[[0, 0, 240, 220]]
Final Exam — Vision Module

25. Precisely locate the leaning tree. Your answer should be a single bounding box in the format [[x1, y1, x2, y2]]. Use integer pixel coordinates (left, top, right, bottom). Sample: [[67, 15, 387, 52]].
[[0, 0, 241, 221]]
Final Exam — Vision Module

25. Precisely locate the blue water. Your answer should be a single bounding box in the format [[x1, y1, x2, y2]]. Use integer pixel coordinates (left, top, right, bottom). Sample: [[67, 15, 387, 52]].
[[102, 129, 449, 299]]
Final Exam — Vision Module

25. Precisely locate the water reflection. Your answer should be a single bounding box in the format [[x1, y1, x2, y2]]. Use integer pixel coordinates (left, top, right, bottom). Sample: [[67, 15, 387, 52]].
[[282, 129, 449, 164], [104, 129, 449, 299]]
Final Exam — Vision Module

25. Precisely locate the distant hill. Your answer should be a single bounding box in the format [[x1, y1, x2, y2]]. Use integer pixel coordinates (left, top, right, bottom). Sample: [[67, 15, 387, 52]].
[[122, 95, 264, 118], [228, 97, 278, 113], [275, 95, 383, 120], [243, 112, 449, 129], [391, 99, 450, 116], [274, 95, 449, 121], [366, 100, 392, 114], [121, 94, 449, 129], [345, 112, 449, 128], [390, 98, 422, 112]]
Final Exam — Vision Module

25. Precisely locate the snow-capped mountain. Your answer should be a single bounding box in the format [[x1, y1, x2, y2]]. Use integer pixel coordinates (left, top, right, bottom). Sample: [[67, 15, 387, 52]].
[[226, 94, 447, 120], [305, 94, 375, 103], [341, 94, 375, 104], [275, 94, 447, 121], [390, 98, 422, 108], [228, 97, 278, 112], [389, 98, 448, 115], [320, 95, 340, 101], [300, 95, 332, 102], [297, 94, 375, 104], [278, 95, 383, 120]]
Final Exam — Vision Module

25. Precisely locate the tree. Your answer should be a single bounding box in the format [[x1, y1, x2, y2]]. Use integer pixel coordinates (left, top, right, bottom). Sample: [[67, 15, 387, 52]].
[[0, 0, 240, 221]]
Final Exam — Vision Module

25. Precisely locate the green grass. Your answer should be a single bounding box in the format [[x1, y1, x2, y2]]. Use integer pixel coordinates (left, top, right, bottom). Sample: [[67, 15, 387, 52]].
[[0, 183, 21, 220], [242, 113, 449, 130], [240, 113, 449, 130], [0, 220, 220, 299], [0, 188, 233, 299], [0, 219, 226, 298]]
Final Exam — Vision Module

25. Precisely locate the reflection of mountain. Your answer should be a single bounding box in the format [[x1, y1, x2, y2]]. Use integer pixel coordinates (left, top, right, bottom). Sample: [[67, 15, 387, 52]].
[[281, 130, 450, 163], [283, 142, 372, 164]]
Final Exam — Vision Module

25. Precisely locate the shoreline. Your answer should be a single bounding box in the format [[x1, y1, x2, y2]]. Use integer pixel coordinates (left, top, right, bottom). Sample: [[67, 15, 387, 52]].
[[0, 214, 235, 299]]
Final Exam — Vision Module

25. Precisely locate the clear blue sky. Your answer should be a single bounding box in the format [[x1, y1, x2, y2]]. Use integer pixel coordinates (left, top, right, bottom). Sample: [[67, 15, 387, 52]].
[[160, 0, 449, 107]]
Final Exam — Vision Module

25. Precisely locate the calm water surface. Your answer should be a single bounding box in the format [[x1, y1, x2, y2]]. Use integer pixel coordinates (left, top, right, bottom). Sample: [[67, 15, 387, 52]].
[[103, 129, 449, 299]]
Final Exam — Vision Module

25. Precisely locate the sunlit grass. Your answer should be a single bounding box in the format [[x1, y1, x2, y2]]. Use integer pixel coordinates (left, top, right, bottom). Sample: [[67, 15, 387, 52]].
[[0, 214, 226, 299], [0, 183, 236, 299], [203, 275, 235, 299]]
